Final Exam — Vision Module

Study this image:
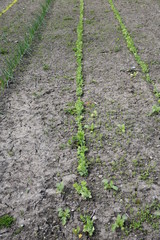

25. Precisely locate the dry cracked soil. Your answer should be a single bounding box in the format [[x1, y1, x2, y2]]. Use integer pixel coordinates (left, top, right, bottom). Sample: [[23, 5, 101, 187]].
[[0, 0, 160, 239]]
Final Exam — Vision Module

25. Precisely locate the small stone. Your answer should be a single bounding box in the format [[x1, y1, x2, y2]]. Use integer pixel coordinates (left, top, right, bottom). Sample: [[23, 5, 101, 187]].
[[93, 215, 97, 221]]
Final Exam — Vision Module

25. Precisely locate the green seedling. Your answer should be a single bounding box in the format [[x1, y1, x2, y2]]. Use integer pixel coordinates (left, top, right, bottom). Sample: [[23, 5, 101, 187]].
[[56, 182, 64, 193], [43, 64, 50, 71], [112, 214, 127, 231], [150, 105, 160, 115], [0, 48, 8, 55], [72, 226, 80, 235], [77, 157, 88, 176], [80, 215, 94, 236], [84, 123, 95, 132], [102, 179, 118, 191], [73, 181, 92, 199], [91, 110, 98, 118], [0, 215, 15, 229], [117, 124, 125, 133], [58, 208, 70, 225]]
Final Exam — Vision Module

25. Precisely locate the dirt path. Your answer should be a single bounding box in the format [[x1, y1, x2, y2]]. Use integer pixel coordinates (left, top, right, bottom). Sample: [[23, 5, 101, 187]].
[[0, 0, 160, 239], [0, 0, 79, 238]]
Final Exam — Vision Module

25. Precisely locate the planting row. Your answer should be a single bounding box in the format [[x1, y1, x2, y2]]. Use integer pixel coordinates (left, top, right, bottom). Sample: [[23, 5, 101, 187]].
[[0, 0, 46, 85]]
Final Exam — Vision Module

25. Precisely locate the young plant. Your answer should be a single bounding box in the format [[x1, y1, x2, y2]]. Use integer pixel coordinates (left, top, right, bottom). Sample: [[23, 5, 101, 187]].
[[72, 226, 80, 235], [58, 208, 70, 226], [112, 214, 127, 231], [150, 105, 160, 116], [117, 124, 125, 133], [91, 110, 98, 118], [56, 182, 64, 194], [0, 215, 15, 229], [73, 181, 92, 199], [80, 215, 94, 236], [102, 179, 118, 191]]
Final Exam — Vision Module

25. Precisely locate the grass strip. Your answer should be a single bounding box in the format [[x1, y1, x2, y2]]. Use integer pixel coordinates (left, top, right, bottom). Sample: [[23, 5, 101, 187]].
[[108, 0, 160, 106], [0, 0, 53, 89], [0, 0, 18, 17], [75, 0, 88, 176]]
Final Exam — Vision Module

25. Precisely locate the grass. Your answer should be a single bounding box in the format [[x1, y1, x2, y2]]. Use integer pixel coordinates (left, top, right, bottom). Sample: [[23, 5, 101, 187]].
[[0, 215, 15, 229], [0, 0, 54, 89], [108, 0, 160, 108]]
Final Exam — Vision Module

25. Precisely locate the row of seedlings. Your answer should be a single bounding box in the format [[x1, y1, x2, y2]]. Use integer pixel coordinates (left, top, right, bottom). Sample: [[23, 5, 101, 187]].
[[0, 0, 54, 89], [108, 0, 160, 115], [73, 0, 95, 237], [57, 0, 95, 238]]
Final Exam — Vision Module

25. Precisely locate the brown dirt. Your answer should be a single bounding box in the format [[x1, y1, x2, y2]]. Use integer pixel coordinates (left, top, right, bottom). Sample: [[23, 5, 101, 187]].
[[0, 0, 160, 239]]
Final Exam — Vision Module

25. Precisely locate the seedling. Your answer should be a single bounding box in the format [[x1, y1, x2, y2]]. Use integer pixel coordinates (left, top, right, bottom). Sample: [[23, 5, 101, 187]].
[[150, 105, 160, 115], [58, 208, 70, 225], [72, 226, 80, 235], [56, 182, 64, 193], [73, 181, 92, 199], [112, 214, 127, 231], [84, 123, 95, 132], [91, 110, 98, 118], [43, 64, 50, 71], [80, 215, 94, 236], [102, 179, 118, 191]]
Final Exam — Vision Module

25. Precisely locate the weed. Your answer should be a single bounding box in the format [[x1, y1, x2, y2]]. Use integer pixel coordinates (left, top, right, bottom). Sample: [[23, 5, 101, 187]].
[[150, 105, 160, 115], [73, 181, 92, 199], [91, 110, 98, 118], [14, 226, 23, 235], [72, 226, 80, 235], [0, 48, 8, 55], [102, 179, 118, 191], [153, 85, 160, 98], [43, 64, 50, 71], [0, 215, 15, 229], [114, 45, 121, 52], [117, 124, 125, 133], [56, 182, 64, 193], [84, 123, 95, 132], [80, 215, 95, 236], [126, 201, 160, 232], [58, 208, 70, 225], [112, 214, 127, 231]]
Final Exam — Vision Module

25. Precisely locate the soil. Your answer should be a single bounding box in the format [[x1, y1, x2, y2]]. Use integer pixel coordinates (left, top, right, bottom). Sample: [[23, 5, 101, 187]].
[[0, 0, 160, 239], [0, 0, 45, 75]]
